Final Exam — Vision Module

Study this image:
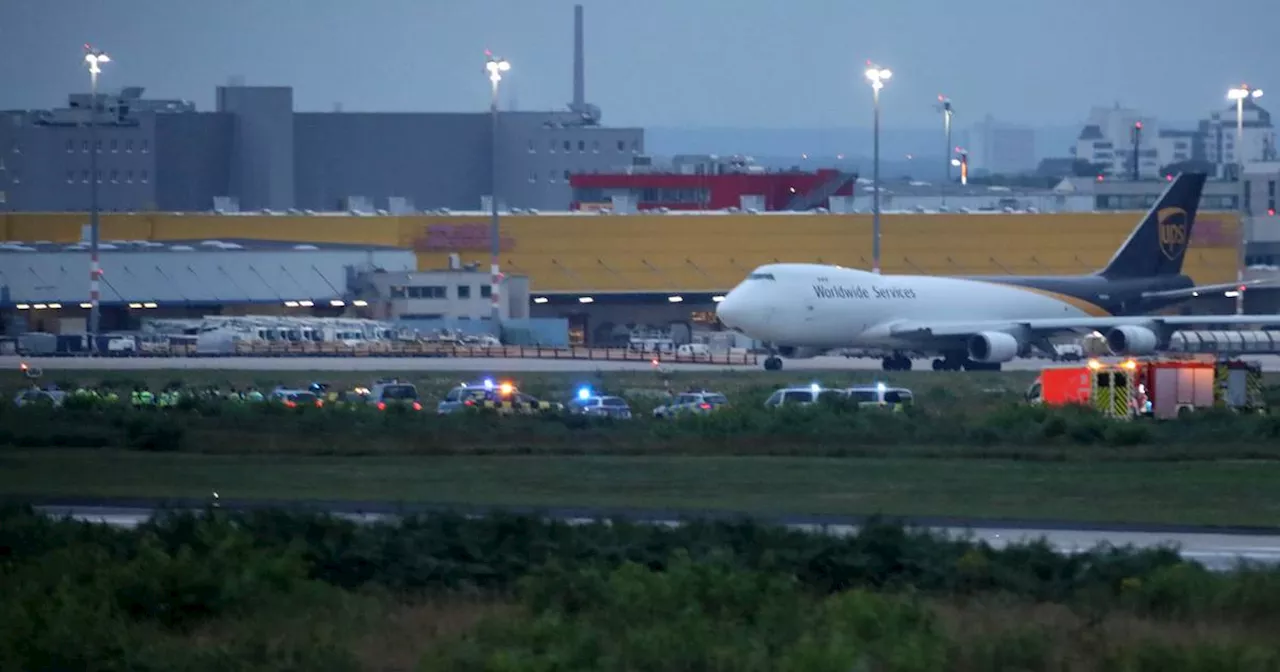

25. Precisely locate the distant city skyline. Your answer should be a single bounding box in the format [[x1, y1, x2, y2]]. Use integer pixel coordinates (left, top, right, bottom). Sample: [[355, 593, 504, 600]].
[[2, 0, 1274, 129]]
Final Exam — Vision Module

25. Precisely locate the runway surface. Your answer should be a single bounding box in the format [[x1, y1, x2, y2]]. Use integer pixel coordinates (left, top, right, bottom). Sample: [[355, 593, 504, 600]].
[[9, 354, 1280, 373], [33, 504, 1280, 572]]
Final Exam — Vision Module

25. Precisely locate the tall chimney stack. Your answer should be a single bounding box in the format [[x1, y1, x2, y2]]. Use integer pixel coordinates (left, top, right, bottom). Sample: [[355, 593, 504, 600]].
[[573, 4, 585, 109]]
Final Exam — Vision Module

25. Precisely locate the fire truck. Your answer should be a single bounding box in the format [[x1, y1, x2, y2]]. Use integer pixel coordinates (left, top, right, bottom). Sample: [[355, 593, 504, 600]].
[[1026, 356, 1265, 419]]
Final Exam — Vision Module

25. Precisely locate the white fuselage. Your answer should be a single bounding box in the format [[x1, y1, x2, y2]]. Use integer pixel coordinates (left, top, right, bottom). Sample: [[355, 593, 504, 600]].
[[714, 263, 1096, 349]]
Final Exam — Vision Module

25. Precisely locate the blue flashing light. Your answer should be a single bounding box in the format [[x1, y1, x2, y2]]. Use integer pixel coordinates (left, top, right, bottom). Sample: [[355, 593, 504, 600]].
[[809, 383, 821, 393], [876, 382, 886, 392], [577, 386, 591, 400], [483, 378, 494, 390]]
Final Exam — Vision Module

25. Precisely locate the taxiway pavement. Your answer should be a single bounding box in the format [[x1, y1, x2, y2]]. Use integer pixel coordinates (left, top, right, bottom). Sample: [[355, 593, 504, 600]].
[[8, 355, 1280, 373], [34, 503, 1280, 572]]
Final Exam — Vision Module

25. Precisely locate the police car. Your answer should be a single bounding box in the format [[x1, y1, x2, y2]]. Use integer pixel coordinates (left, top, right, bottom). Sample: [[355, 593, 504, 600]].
[[763, 384, 845, 408], [13, 387, 66, 408], [841, 383, 913, 409], [270, 387, 325, 408], [653, 390, 729, 418], [367, 379, 423, 411], [567, 387, 632, 419], [436, 378, 563, 415]]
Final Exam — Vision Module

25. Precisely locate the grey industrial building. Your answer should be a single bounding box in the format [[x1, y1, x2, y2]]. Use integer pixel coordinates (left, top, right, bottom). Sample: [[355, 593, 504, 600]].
[[0, 5, 642, 214]]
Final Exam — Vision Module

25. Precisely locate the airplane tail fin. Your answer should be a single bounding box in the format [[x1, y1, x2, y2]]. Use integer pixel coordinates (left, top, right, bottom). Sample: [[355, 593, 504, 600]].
[[1099, 172, 1207, 279]]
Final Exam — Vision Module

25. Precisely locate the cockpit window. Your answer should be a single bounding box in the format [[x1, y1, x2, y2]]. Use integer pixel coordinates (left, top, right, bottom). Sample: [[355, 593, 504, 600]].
[[747, 272, 775, 280]]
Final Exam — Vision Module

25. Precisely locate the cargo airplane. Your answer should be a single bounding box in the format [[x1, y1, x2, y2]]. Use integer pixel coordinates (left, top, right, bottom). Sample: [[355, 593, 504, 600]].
[[715, 172, 1280, 371]]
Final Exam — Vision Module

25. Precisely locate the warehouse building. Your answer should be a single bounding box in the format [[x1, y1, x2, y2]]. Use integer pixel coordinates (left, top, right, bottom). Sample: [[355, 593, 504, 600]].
[[0, 239, 418, 334], [0, 5, 641, 213]]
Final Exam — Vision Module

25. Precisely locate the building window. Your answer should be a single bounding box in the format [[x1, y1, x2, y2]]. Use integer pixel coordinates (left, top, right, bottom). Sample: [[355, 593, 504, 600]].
[[617, 140, 625, 151], [389, 286, 407, 299], [110, 169, 118, 183], [66, 140, 74, 153], [140, 170, 148, 183], [126, 170, 133, 183], [81, 170, 89, 183], [457, 285, 471, 299], [549, 170, 557, 183], [82, 140, 89, 153], [141, 140, 149, 153], [11, 172, 18, 184], [110, 139, 118, 152], [549, 139, 556, 153], [95, 139, 102, 153], [592, 140, 599, 153], [480, 285, 492, 298], [631, 140, 639, 152], [528, 172, 537, 183], [95, 170, 102, 183], [126, 139, 133, 152], [577, 140, 585, 152], [563, 169, 571, 180], [406, 285, 446, 299], [1245, 181, 1252, 211], [67, 171, 75, 184], [563, 140, 571, 151], [527, 139, 535, 153]]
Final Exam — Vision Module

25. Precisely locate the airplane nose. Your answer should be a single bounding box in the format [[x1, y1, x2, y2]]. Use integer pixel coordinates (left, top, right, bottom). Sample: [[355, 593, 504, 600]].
[[715, 292, 742, 327]]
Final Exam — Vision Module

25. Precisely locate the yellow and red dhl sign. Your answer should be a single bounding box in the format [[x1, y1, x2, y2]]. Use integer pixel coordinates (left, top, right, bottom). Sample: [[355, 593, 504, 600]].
[[412, 223, 516, 253], [1190, 217, 1240, 247]]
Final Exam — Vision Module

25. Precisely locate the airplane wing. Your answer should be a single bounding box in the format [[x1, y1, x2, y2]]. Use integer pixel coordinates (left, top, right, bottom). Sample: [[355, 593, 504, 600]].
[[889, 314, 1280, 340], [1140, 277, 1280, 301]]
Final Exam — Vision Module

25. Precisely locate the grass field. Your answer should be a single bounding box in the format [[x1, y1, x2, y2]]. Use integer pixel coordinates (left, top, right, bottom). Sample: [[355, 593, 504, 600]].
[[1, 367, 1038, 398], [7, 449, 1280, 527]]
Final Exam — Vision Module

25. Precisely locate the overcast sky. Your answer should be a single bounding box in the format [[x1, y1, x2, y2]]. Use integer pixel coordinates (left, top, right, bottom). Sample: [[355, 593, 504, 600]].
[[2, 0, 1276, 129]]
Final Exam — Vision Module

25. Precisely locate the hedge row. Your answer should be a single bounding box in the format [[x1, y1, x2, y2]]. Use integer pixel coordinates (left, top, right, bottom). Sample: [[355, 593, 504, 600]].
[[5, 395, 1280, 457], [425, 557, 1280, 671], [4, 506, 1280, 670]]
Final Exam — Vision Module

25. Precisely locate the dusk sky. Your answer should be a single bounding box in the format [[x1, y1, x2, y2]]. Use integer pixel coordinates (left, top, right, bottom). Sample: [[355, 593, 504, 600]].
[[2, 0, 1276, 130]]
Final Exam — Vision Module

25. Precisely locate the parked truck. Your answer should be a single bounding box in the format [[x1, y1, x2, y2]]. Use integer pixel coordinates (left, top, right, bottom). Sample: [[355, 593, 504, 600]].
[[1026, 356, 1265, 419]]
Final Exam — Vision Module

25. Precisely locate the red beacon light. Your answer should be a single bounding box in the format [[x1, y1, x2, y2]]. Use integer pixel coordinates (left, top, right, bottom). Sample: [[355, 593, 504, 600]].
[[377, 401, 387, 410], [1269, 208, 1276, 216]]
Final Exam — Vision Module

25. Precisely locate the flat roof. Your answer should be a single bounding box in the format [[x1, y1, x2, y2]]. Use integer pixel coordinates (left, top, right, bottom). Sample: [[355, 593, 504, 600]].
[[0, 238, 406, 254]]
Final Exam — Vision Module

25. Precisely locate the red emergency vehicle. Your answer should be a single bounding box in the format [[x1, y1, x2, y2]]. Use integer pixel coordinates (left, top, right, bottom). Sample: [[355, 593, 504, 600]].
[[1027, 357, 1261, 419]]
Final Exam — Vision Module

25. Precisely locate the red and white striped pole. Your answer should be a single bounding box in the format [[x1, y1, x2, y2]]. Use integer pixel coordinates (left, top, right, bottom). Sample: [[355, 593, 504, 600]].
[[84, 45, 110, 354]]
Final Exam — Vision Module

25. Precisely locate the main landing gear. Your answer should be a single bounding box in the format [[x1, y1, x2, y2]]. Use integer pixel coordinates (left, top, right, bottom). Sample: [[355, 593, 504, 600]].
[[764, 355, 783, 371], [881, 354, 913, 371], [930, 352, 1002, 372]]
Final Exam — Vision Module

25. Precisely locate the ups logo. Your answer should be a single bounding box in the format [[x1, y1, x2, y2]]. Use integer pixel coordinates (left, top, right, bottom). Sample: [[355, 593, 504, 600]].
[[1157, 207, 1188, 260]]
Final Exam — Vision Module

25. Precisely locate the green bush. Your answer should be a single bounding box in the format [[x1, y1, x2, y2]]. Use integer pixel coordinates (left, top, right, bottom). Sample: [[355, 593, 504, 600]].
[[4, 394, 1280, 459], [4, 505, 1280, 670], [423, 556, 1280, 671]]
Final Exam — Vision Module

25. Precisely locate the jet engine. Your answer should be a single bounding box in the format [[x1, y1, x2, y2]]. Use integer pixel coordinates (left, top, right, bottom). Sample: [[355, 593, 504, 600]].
[[1105, 325, 1159, 356], [776, 346, 823, 359], [966, 331, 1021, 363]]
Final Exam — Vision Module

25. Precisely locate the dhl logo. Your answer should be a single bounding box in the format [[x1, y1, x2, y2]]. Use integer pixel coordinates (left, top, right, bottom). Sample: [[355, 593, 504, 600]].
[[1157, 207, 1188, 260]]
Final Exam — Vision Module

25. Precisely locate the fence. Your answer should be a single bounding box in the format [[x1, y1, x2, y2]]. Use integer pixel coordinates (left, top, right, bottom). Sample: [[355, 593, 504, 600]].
[[23, 341, 759, 365]]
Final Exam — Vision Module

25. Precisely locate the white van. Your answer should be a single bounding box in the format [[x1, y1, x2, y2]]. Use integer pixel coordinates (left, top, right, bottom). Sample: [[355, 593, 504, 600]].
[[676, 343, 711, 358], [763, 385, 844, 408]]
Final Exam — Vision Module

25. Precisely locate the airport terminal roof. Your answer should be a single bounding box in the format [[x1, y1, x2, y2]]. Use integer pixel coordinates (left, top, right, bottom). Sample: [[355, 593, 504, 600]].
[[0, 238, 406, 254], [0, 242, 415, 306]]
